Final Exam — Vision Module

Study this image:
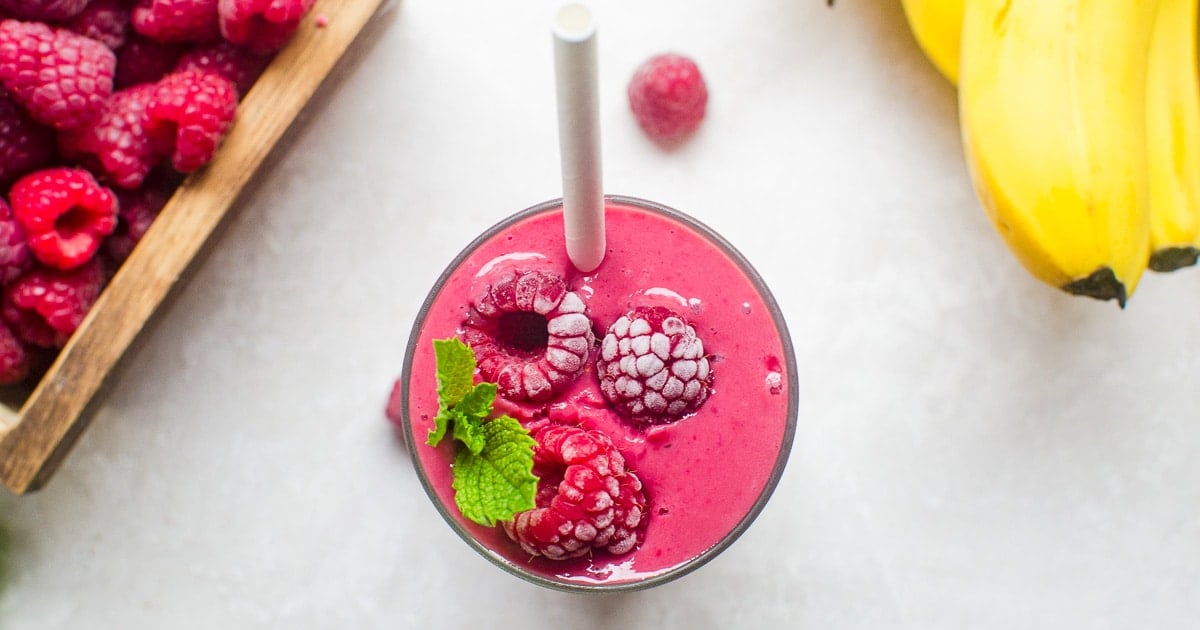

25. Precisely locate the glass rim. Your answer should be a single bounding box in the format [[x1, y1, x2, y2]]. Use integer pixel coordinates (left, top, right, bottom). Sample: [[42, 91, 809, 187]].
[[399, 194, 799, 593]]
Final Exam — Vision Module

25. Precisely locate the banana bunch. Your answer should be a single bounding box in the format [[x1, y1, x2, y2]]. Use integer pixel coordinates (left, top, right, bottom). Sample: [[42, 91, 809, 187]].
[[900, 0, 1200, 307]]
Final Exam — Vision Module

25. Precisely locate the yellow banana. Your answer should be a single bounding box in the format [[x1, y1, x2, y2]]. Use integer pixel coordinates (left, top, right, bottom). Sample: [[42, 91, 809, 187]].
[[958, 0, 1157, 307], [899, 0, 965, 84], [1145, 0, 1200, 272]]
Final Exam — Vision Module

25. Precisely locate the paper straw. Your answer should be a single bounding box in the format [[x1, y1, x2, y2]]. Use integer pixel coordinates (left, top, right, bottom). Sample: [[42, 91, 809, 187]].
[[552, 2, 605, 273]]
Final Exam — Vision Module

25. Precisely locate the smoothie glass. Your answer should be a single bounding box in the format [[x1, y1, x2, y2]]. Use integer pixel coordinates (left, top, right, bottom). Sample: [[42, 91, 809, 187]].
[[398, 195, 797, 592]]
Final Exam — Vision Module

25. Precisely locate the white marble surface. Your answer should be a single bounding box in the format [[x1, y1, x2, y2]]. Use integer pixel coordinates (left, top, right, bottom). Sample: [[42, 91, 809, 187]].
[[2, 0, 1199, 627]]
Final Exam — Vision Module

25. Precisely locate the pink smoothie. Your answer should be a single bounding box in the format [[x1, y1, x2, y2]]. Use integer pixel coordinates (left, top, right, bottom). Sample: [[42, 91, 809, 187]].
[[400, 196, 795, 590]]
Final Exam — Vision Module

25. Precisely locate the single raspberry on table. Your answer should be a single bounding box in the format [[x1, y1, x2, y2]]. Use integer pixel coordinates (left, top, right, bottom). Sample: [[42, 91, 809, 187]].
[[0, 88, 53, 183], [0, 19, 117, 131], [114, 33, 184, 89], [3, 257, 105, 348], [627, 53, 708, 143], [145, 69, 238, 172], [62, 0, 133, 50], [59, 83, 163, 189], [502, 422, 647, 560], [460, 268, 594, 404], [218, 0, 316, 53], [9, 167, 118, 270], [174, 39, 271, 96], [131, 0, 220, 43], [0, 198, 32, 286], [596, 305, 713, 425], [0, 0, 89, 21]]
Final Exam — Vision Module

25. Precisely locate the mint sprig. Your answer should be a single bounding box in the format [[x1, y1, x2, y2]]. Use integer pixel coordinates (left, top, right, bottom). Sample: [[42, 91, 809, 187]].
[[428, 338, 537, 527]]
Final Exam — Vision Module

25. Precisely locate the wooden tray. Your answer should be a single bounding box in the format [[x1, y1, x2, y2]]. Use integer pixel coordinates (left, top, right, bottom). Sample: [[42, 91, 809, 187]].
[[0, 0, 389, 495]]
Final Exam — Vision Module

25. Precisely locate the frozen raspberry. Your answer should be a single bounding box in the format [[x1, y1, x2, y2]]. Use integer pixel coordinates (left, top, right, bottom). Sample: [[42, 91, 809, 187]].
[[9, 167, 118, 270], [131, 0, 219, 43], [218, 0, 315, 53], [59, 83, 163, 189], [145, 70, 237, 172], [460, 268, 594, 404], [174, 39, 270, 95], [0, 0, 89, 21], [3, 257, 104, 348], [63, 0, 132, 50], [0, 198, 32, 285], [114, 33, 183, 89], [627, 53, 708, 143], [0, 88, 53, 183], [596, 305, 713, 425], [502, 422, 647, 560], [0, 318, 28, 383], [0, 20, 117, 131], [104, 167, 179, 263]]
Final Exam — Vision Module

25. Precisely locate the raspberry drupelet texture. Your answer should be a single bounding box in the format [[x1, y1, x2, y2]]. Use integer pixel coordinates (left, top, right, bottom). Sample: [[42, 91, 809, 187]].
[[62, 0, 133, 50], [460, 268, 594, 404], [0, 317, 28, 384], [0, 88, 53, 183], [3, 257, 105, 348], [131, 0, 220, 43], [502, 421, 647, 560], [145, 69, 238, 172], [114, 33, 184, 89], [596, 305, 713, 425], [627, 53, 708, 143], [0, 0, 89, 21], [218, 0, 316, 53], [59, 83, 163, 189], [0, 19, 117, 131], [174, 39, 271, 96], [9, 167, 118, 270], [0, 198, 32, 285], [104, 168, 180, 263]]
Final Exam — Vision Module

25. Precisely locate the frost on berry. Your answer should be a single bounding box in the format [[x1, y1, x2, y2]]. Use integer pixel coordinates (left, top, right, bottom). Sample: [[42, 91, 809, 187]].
[[627, 53, 708, 143], [597, 305, 713, 425], [501, 422, 647, 561], [461, 268, 594, 404]]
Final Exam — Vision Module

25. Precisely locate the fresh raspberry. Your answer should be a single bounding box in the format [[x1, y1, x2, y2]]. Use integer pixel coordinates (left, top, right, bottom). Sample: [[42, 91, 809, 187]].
[[114, 33, 183, 89], [0, 318, 28, 383], [3, 257, 104, 347], [131, 0, 219, 43], [0, 0, 89, 21], [0, 19, 117, 131], [627, 53, 708, 143], [59, 83, 163, 189], [0, 198, 32, 285], [596, 305, 713, 425], [218, 0, 315, 53], [0, 88, 53, 183], [174, 39, 270, 95], [501, 422, 647, 560], [460, 268, 594, 403], [145, 69, 237, 172], [62, 0, 132, 50], [9, 167, 118, 270], [104, 167, 179, 263]]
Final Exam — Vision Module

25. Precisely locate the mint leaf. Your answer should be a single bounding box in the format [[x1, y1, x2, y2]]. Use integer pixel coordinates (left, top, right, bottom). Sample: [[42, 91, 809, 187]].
[[428, 338, 478, 446], [451, 415, 538, 527], [450, 382, 496, 455], [434, 338, 476, 408]]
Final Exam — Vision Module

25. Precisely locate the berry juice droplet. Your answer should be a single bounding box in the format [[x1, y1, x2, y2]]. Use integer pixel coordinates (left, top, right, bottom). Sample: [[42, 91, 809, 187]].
[[741, 302, 751, 315]]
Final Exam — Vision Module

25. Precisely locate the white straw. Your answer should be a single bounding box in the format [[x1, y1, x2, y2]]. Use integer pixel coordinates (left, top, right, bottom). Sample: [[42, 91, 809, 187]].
[[552, 2, 605, 273]]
